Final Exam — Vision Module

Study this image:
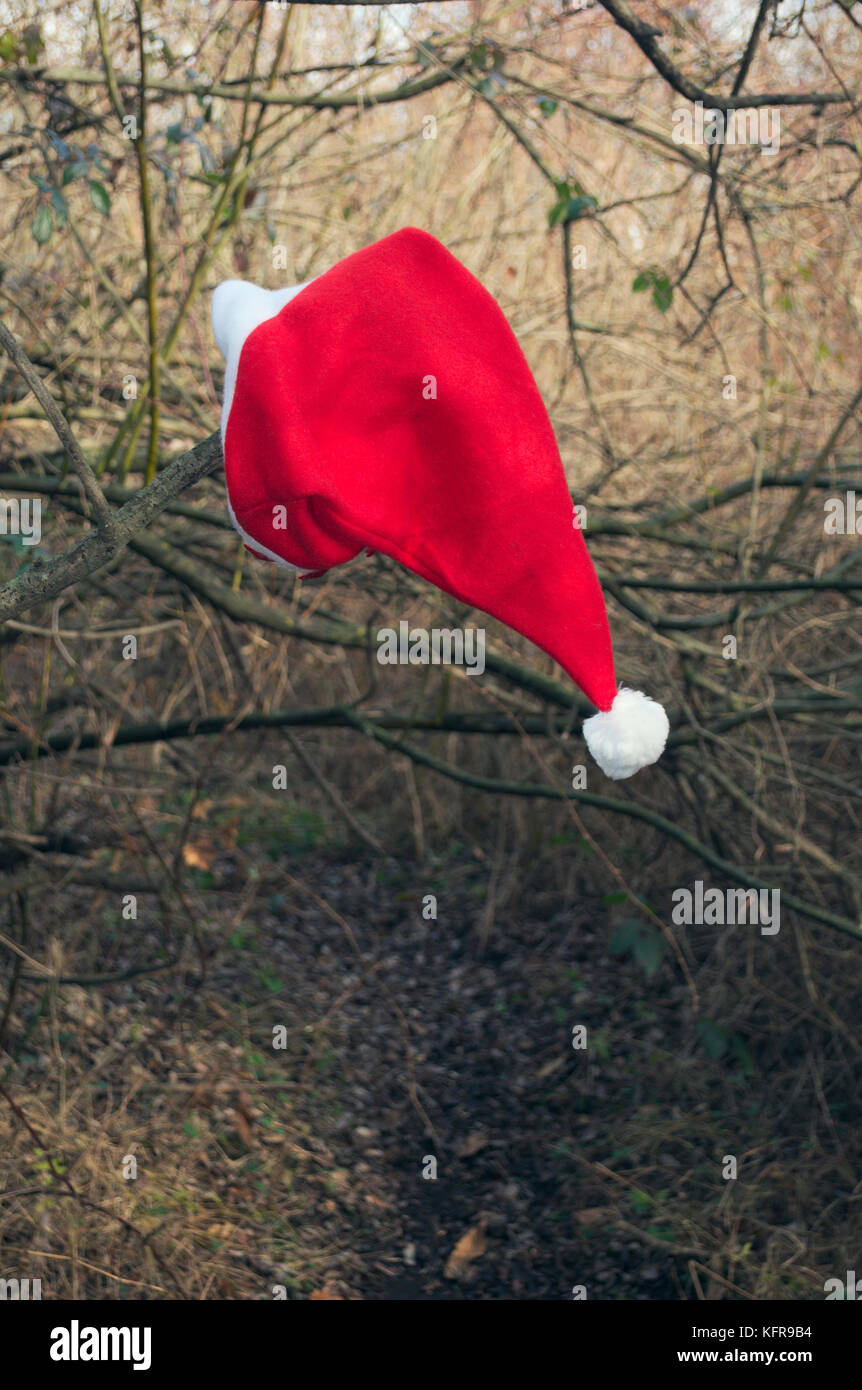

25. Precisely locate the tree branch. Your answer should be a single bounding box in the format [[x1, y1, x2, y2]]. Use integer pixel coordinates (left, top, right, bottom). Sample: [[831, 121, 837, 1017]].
[[0, 319, 119, 544], [597, 0, 853, 108], [0, 433, 223, 624], [3, 61, 464, 110]]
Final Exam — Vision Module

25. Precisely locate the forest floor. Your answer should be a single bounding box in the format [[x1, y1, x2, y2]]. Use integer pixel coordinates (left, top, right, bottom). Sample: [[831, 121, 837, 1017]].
[[2, 820, 857, 1301]]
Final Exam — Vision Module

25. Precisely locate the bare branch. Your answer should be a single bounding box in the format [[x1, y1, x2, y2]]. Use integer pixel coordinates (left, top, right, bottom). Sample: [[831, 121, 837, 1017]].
[[0, 319, 119, 544], [2, 61, 464, 110], [0, 433, 223, 625], [597, 0, 853, 108]]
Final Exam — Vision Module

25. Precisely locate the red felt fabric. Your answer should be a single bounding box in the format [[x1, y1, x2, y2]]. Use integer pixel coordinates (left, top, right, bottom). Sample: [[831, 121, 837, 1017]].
[[223, 227, 619, 712]]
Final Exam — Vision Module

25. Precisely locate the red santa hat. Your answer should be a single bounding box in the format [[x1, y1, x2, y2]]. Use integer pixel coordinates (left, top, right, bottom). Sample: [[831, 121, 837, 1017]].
[[212, 227, 669, 779]]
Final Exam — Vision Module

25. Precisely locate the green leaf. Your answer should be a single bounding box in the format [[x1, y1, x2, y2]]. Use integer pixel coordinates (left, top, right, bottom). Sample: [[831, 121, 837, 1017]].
[[62, 160, 89, 185], [548, 187, 572, 226], [633, 933, 664, 978], [31, 204, 52, 245], [50, 187, 68, 228], [537, 98, 557, 118], [0, 31, 20, 63], [608, 921, 641, 954], [22, 23, 43, 64], [88, 179, 111, 215], [632, 266, 674, 312], [477, 71, 506, 96], [652, 276, 673, 313], [608, 919, 665, 978], [647, 1224, 678, 1242], [166, 121, 184, 145], [469, 41, 489, 70], [563, 194, 597, 222], [549, 183, 596, 227], [696, 1018, 728, 1061], [415, 42, 437, 69], [0, 530, 27, 556]]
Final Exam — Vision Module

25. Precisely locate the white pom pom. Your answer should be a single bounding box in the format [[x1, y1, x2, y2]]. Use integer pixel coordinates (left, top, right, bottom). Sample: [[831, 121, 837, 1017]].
[[583, 687, 669, 780]]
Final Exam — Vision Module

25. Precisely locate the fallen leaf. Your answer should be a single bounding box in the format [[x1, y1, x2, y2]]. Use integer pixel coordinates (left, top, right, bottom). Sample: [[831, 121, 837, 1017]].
[[536, 1056, 566, 1080], [206, 1222, 235, 1240], [456, 1130, 488, 1158], [235, 1090, 254, 1146], [310, 1283, 344, 1300], [574, 1207, 614, 1227], [444, 1221, 487, 1279], [182, 842, 215, 870]]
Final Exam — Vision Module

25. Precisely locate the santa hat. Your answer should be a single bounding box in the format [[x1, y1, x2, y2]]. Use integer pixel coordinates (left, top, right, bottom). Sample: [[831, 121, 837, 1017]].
[[212, 227, 669, 779]]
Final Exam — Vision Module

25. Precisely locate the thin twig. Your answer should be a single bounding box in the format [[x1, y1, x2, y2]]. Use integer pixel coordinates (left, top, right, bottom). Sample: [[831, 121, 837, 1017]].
[[0, 319, 118, 542]]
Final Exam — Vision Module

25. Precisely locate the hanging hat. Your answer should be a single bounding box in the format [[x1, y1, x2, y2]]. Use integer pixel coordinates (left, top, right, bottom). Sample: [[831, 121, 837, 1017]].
[[212, 227, 669, 779]]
